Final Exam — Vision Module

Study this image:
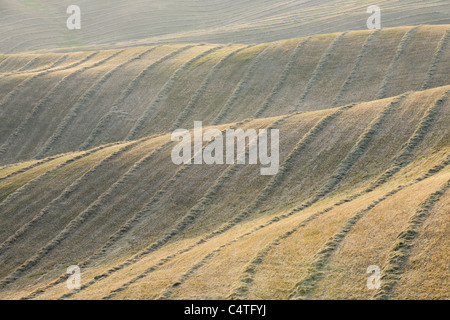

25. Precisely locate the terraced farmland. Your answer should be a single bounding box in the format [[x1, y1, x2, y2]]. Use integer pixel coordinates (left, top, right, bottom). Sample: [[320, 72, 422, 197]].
[[0, 5, 449, 300]]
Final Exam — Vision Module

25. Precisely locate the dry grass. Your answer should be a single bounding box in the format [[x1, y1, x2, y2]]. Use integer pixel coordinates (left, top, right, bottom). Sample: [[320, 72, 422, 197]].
[[1, 26, 449, 164], [0, 85, 447, 299], [0, 22, 449, 299], [1, 1, 449, 53]]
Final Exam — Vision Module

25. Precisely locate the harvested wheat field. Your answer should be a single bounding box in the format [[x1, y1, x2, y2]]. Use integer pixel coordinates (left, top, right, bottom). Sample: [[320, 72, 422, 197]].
[[0, 1, 449, 302]]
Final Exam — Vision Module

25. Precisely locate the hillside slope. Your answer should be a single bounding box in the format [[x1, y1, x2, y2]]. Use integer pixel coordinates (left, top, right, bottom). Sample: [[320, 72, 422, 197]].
[[0, 84, 448, 299], [0, 25, 449, 165], [1, 0, 449, 54]]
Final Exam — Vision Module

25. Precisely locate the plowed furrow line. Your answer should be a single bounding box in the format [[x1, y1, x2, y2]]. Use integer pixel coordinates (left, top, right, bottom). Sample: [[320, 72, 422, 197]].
[[126, 46, 223, 141], [421, 30, 450, 90], [289, 158, 450, 300], [15, 57, 41, 73], [0, 52, 99, 112], [30, 54, 68, 72], [34, 50, 126, 159], [83, 120, 255, 267], [374, 178, 450, 300], [332, 30, 381, 107], [102, 115, 295, 300], [230, 94, 407, 298], [0, 144, 114, 213], [158, 232, 244, 300], [52, 52, 101, 72], [0, 54, 68, 81], [314, 95, 407, 199], [22, 135, 171, 300], [376, 26, 419, 100], [170, 45, 251, 131], [254, 37, 311, 118], [366, 89, 449, 191], [98, 107, 347, 299], [0, 56, 32, 75], [211, 44, 275, 126], [79, 45, 192, 151], [55, 114, 291, 299], [293, 32, 347, 112], [108, 92, 432, 298], [26, 125, 227, 299], [0, 50, 152, 157], [0, 140, 143, 290], [0, 56, 12, 72], [0, 143, 117, 251], [0, 156, 61, 185], [171, 95, 404, 299]]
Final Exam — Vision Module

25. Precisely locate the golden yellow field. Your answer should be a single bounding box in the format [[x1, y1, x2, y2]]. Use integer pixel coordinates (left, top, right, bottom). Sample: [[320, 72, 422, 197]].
[[0, 2, 449, 300]]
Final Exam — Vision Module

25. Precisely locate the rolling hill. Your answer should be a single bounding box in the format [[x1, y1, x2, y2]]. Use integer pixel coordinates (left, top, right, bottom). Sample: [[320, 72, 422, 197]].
[[0, 25, 449, 166], [0, 84, 448, 299], [0, 0, 449, 53], [0, 16, 449, 299]]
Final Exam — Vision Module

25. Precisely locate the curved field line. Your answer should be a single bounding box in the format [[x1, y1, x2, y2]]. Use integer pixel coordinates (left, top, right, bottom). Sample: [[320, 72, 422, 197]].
[[169, 45, 251, 131], [171, 154, 450, 301], [0, 50, 149, 158], [376, 26, 420, 100], [0, 54, 68, 81], [58, 0, 299, 45], [21, 133, 171, 300], [25, 119, 247, 299], [167, 94, 404, 299], [52, 114, 292, 300], [81, 120, 256, 269], [15, 57, 41, 73], [0, 143, 117, 213], [0, 0, 133, 32], [59, 118, 257, 299], [0, 56, 13, 72], [5, 35, 66, 54], [421, 30, 450, 90], [126, 45, 224, 141], [0, 139, 146, 290], [332, 29, 381, 108], [254, 37, 311, 118], [211, 44, 276, 126], [68, 0, 381, 47], [33, 50, 126, 160], [0, 56, 39, 76], [85, 106, 348, 300], [89, 120, 254, 263], [78, 45, 193, 151], [374, 178, 450, 300], [0, 48, 154, 156], [24, 116, 249, 300], [232, 90, 448, 298], [102, 114, 297, 300], [0, 51, 99, 114], [0, 1, 437, 53], [256, 90, 448, 298], [289, 158, 450, 300], [229, 95, 407, 298], [293, 32, 347, 112], [0, 143, 119, 252], [0, 155, 62, 184], [49, 52, 100, 73], [366, 89, 449, 191], [25, 54, 68, 72]]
